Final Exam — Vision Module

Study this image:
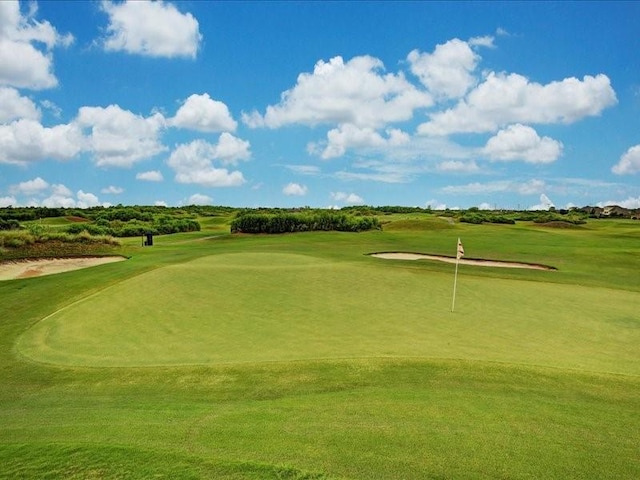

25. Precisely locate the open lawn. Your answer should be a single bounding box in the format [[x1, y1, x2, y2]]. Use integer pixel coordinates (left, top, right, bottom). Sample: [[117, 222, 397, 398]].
[[1, 215, 639, 479]]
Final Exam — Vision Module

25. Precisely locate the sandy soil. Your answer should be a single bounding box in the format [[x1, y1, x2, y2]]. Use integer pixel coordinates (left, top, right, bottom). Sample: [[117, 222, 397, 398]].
[[370, 252, 555, 270], [0, 256, 126, 281]]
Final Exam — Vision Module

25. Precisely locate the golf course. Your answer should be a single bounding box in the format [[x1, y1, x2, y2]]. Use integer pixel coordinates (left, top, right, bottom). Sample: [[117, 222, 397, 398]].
[[1, 210, 639, 479]]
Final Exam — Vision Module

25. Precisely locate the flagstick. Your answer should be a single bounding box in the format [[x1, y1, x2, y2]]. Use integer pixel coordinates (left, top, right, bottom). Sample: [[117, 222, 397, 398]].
[[451, 254, 460, 312]]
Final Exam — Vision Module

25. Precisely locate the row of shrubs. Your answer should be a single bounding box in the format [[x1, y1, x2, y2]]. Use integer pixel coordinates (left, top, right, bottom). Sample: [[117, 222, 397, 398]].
[[230, 212, 381, 234], [458, 209, 588, 225], [0, 229, 120, 249], [459, 212, 516, 225], [66, 216, 201, 237]]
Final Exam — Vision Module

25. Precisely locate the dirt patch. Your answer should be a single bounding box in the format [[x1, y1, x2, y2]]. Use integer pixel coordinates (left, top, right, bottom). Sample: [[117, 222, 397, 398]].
[[369, 252, 556, 271], [0, 256, 126, 281]]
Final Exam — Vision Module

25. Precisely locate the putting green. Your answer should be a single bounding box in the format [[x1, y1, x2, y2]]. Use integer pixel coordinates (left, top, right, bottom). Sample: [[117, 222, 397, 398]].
[[18, 252, 640, 373]]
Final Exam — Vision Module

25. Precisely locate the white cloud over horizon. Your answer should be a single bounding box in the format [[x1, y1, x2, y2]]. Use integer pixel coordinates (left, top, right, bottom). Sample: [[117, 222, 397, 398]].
[[282, 183, 308, 196], [167, 139, 247, 187], [529, 193, 555, 211], [187, 193, 213, 205], [330, 191, 364, 204], [483, 124, 563, 163], [612, 145, 640, 175], [7, 177, 106, 208]]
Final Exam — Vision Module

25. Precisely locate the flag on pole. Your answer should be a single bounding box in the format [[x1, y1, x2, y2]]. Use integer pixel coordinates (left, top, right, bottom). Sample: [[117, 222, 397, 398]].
[[452, 238, 463, 312]]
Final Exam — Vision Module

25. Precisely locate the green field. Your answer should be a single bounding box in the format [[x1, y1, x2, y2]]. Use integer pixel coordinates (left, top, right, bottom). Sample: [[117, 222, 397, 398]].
[[1, 215, 639, 479]]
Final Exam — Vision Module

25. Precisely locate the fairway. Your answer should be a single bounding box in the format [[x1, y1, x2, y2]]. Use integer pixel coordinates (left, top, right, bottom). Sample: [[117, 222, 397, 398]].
[[18, 251, 640, 374]]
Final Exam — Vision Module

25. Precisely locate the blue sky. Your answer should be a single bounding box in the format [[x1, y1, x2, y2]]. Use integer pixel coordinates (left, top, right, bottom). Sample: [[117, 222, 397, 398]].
[[1, 1, 639, 210]]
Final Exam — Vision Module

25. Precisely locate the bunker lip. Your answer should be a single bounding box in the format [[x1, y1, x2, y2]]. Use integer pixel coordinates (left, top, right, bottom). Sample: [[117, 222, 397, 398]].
[[0, 256, 127, 280], [369, 252, 556, 271]]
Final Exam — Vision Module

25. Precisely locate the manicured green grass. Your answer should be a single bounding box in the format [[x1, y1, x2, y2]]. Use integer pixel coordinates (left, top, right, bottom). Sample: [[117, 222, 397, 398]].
[[1, 215, 639, 479], [18, 251, 640, 374]]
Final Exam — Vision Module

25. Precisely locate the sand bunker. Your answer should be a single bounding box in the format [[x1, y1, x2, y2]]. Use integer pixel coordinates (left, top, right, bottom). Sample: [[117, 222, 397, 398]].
[[370, 252, 555, 270], [0, 256, 126, 280]]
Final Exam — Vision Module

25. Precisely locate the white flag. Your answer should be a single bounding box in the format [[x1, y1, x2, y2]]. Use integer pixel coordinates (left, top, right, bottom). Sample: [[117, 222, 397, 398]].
[[457, 238, 464, 259]]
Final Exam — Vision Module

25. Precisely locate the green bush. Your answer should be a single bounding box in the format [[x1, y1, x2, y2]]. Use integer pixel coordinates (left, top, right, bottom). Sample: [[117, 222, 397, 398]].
[[0, 219, 20, 230], [230, 212, 380, 234]]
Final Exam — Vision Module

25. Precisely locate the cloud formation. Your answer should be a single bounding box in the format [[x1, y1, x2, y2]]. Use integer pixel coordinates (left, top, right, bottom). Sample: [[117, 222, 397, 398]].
[[167, 139, 247, 187], [76, 105, 166, 168], [8, 177, 105, 208], [0, 119, 83, 165], [612, 145, 640, 175], [171, 93, 238, 133], [330, 191, 364, 204], [243, 55, 432, 129], [100, 0, 201, 59], [0, 87, 40, 122], [0, 1, 73, 89], [136, 170, 164, 182], [483, 124, 562, 163], [283, 183, 308, 196], [408, 37, 487, 99], [419, 73, 617, 136], [187, 193, 213, 205]]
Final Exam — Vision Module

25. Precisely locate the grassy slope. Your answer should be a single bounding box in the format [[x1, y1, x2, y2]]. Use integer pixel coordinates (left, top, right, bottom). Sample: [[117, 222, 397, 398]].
[[1, 216, 639, 479]]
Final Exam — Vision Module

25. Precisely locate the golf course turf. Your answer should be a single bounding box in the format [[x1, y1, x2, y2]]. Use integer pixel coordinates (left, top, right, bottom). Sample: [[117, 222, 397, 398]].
[[1, 215, 639, 479]]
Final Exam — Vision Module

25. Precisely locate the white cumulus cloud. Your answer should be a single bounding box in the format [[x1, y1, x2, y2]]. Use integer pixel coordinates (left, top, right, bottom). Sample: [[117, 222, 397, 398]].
[[9, 176, 49, 195], [0, 196, 17, 207], [283, 183, 308, 196], [483, 124, 563, 163], [136, 170, 164, 182], [529, 193, 555, 211], [187, 193, 212, 205], [0, 87, 40, 122], [0, 1, 73, 90], [408, 37, 484, 99], [318, 124, 410, 159], [170, 93, 237, 132], [330, 191, 364, 204], [596, 196, 640, 209], [101, 185, 123, 194], [100, 0, 201, 59], [419, 72, 617, 136], [7, 179, 105, 208], [76, 105, 166, 168], [167, 139, 246, 187], [214, 132, 251, 165], [243, 55, 432, 129], [76, 190, 101, 208], [0, 119, 83, 165], [612, 145, 640, 175]]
